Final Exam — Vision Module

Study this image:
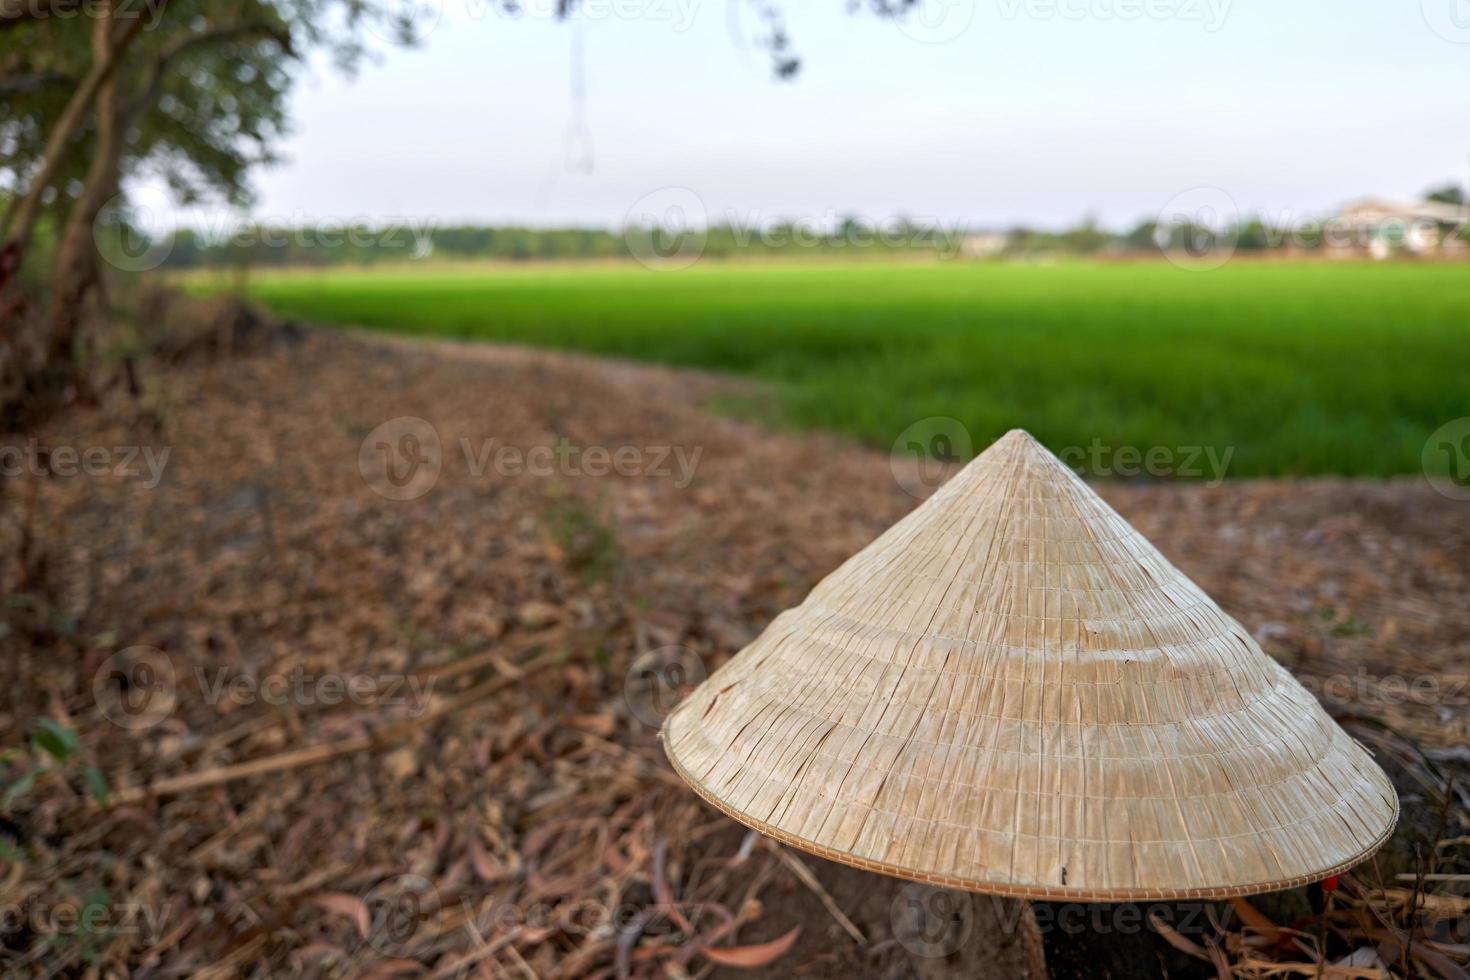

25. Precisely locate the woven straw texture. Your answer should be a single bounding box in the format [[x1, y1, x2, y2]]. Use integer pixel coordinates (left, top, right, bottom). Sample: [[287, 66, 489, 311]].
[[664, 430, 1398, 900]]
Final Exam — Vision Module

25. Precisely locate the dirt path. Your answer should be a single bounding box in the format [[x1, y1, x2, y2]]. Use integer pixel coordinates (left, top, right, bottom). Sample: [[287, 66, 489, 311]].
[[2, 328, 1466, 977]]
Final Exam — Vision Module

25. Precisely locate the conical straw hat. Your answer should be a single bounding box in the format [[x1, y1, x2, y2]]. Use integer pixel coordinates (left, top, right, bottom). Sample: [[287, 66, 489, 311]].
[[664, 430, 1397, 900]]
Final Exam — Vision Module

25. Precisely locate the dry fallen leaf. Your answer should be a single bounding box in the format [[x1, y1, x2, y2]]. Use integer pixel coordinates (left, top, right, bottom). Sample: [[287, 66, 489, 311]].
[[308, 891, 372, 939], [358, 959, 429, 979], [467, 834, 511, 883], [1229, 896, 1283, 945], [1149, 910, 1210, 961], [517, 601, 562, 628], [568, 712, 617, 737], [699, 926, 801, 969]]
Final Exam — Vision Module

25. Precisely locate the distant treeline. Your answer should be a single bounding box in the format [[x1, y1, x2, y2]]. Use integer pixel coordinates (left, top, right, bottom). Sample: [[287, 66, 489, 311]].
[[159, 225, 623, 267], [153, 219, 980, 267], [144, 210, 1468, 269]]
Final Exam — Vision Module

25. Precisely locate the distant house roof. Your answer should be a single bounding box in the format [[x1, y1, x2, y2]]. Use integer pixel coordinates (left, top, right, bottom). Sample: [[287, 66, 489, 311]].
[[1337, 197, 1468, 225]]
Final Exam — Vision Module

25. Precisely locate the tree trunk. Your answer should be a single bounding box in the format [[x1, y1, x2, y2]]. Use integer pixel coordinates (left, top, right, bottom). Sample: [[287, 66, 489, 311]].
[[47, 16, 126, 374], [0, 4, 127, 422]]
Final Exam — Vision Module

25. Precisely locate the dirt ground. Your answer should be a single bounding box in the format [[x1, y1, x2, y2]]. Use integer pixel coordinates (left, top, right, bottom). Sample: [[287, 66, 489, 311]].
[[1, 326, 1467, 978]]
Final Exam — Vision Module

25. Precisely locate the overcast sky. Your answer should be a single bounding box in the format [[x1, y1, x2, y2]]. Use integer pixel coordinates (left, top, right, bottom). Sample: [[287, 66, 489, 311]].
[[208, 0, 1470, 230]]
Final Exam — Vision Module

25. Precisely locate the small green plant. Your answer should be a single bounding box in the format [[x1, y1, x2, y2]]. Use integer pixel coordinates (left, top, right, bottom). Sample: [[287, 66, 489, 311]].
[[34, 886, 119, 965], [541, 500, 620, 585], [1317, 605, 1372, 639], [1330, 614, 1371, 639], [33, 718, 80, 761], [0, 720, 109, 812], [75, 887, 119, 963]]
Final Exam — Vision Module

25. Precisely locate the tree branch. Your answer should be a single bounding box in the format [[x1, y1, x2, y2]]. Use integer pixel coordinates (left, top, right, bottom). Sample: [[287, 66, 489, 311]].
[[125, 19, 294, 124], [2, 0, 163, 264]]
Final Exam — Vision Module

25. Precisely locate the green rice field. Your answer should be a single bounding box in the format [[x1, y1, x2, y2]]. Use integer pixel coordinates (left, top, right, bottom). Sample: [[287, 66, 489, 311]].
[[232, 260, 1470, 478]]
